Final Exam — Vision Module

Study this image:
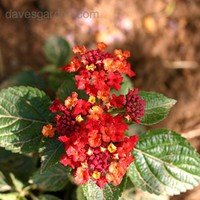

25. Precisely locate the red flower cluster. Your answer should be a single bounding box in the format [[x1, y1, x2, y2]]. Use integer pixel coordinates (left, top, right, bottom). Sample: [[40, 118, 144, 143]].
[[42, 43, 145, 188], [63, 42, 134, 102]]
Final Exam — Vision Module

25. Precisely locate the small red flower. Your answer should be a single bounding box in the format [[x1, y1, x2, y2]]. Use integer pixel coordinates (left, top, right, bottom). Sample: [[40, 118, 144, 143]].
[[107, 72, 123, 90], [110, 94, 126, 108], [50, 99, 65, 113], [63, 58, 82, 72], [72, 99, 91, 116]]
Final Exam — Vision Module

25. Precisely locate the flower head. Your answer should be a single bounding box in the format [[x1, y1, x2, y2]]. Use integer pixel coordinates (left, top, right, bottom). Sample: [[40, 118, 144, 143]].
[[63, 42, 135, 103], [42, 42, 145, 188]]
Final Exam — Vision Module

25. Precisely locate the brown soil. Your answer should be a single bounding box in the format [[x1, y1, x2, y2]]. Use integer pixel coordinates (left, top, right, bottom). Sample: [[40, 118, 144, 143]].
[[0, 0, 200, 199]]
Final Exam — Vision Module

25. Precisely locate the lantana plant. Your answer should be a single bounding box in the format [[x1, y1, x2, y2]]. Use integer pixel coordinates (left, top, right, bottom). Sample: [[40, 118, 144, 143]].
[[0, 39, 200, 200]]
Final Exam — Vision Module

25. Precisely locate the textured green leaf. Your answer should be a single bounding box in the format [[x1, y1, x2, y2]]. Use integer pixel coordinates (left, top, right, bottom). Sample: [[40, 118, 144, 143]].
[[44, 36, 71, 66], [0, 70, 45, 90], [40, 138, 65, 172], [30, 164, 70, 192], [56, 78, 88, 101], [0, 86, 53, 153], [0, 147, 37, 182], [38, 194, 62, 200], [140, 91, 176, 125], [128, 129, 200, 195], [82, 178, 127, 200]]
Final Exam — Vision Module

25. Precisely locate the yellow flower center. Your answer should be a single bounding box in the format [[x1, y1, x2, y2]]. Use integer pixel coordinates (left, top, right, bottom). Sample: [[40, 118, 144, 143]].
[[107, 143, 117, 153], [87, 148, 93, 156], [75, 115, 84, 122], [86, 64, 96, 71], [92, 171, 101, 179], [81, 162, 88, 168], [88, 96, 96, 104]]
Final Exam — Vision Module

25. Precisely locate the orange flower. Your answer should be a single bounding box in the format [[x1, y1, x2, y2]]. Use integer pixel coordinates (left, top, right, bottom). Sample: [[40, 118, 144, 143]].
[[73, 45, 87, 54], [103, 58, 115, 71], [106, 162, 125, 186], [74, 167, 89, 185], [114, 49, 130, 60], [97, 89, 110, 102], [88, 105, 103, 120], [64, 92, 78, 109], [63, 58, 82, 72], [42, 124, 55, 138], [97, 42, 107, 51]]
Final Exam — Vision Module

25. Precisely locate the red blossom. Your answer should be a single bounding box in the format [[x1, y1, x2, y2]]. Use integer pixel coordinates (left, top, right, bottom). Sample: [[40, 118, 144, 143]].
[[72, 99, 91, 116], [62, 57, 82, 72], [50, 99, 65, 113], [110, 94, 126, 108], [107, 72, 123, 90]]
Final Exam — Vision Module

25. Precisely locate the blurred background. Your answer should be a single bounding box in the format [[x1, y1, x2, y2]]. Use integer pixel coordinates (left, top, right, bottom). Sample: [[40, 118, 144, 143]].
[[0, 0, 200, 199]]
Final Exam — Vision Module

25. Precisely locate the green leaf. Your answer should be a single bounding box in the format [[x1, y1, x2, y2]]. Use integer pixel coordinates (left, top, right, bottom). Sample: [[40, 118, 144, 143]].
[[77, 186, 87, 200], [56, 79, 88, 101], [119, 177, 135, 200], [140, 91, 176, 125], [0, 147, 37, 182], [40, 138, 65, 172], [0, 86, 53, 153], [0, 70, 45, 90], [127, 129, 200, 196], [40, 65, 59, 74], [112, 75, 133, 96], [48, 73, 66, 92], [0, 193, 22, 200], [82, 180, 105, 200], [30, 164, 70, 192], [82, 178, 127, 200], [38, 194, 62, 200], [10, 173, 24, 192], [0, 171, 11, 192], [44, 36, 71, 66], [126, 124, 145, 136]]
